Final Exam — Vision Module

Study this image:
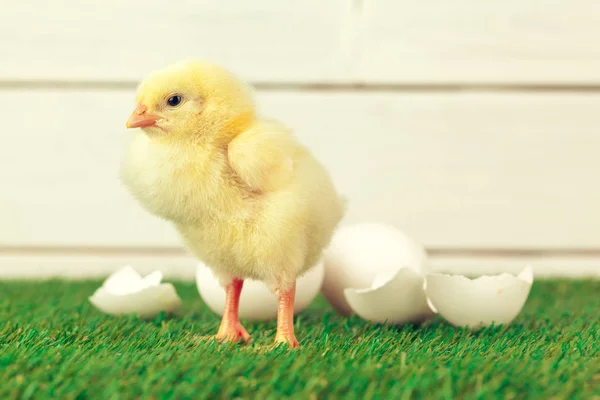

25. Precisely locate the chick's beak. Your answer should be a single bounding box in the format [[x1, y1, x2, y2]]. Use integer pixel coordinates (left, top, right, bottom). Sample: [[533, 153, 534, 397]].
[[126, 104, 159, 129]]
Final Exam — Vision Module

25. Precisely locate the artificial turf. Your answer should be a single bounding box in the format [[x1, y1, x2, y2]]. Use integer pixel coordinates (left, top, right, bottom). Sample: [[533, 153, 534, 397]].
[[1, 279, 599, 399]]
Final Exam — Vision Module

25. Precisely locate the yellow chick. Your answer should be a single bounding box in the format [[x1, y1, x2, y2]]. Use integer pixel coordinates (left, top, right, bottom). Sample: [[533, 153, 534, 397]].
[[121, 60, 345, 348]]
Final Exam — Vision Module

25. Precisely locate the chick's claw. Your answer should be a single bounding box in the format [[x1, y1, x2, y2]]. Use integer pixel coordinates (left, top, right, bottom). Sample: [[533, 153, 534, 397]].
[[275, 332, 299, 349], [215, 322, 252, 344]]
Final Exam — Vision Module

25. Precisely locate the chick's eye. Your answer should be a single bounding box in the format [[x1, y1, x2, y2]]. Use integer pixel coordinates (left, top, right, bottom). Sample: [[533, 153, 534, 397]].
[[167, 95, 182, 107]]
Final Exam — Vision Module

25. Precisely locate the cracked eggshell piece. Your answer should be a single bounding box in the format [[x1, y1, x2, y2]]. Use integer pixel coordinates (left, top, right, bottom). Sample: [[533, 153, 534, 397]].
[[322, 222, 427, 315], [89, 266, 182, 319], [196, 259, 325, 321], [344, 268, 435, 325], [425, 266, 534, 329]]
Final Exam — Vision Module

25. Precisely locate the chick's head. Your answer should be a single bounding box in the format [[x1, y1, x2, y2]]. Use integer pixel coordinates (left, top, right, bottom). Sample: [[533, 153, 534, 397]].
[[126, 60, 256, 141]]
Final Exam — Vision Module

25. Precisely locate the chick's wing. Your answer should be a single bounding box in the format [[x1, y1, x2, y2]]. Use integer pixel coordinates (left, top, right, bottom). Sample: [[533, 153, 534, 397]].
[[228, 121, 298, 193]]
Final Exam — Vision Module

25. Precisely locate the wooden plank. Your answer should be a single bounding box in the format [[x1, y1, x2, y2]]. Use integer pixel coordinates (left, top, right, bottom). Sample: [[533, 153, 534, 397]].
[[5, 1, 600, 85], [359, 0, 600, 84], [0, 0, 354, 82], [1, 89, 599, 249], [1, 252, 598, 280], [0, 253, 197, 280]]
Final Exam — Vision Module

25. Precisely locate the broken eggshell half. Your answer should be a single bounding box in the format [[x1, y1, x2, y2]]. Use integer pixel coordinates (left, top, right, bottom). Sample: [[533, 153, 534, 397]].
[[89, 266, 182, 319], [322, 222, 428, 316], [343, 267, 435, 325], [424, 266, 534, 330]]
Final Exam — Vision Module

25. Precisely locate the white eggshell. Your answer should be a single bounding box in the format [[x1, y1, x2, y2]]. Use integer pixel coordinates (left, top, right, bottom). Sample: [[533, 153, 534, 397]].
[[344, 268, 435, 325], [196, 259, 325, 320], [101, 265, 149, 295], [425, 266, 534, 329], [89, 266, 182, 318], [322, 222, 427, 315]]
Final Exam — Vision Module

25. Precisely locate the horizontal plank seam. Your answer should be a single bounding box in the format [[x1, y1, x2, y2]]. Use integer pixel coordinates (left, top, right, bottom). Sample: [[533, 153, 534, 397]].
[[2, 246, 600, 258], [4, 80, 600, 93]]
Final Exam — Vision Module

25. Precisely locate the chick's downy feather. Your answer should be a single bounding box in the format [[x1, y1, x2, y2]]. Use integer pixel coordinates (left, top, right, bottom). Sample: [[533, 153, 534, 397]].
[[121, 60, 345, 293]]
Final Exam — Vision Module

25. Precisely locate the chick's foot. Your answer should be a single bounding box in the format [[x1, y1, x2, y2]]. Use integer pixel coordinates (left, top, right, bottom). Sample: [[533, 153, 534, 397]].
[[214, 278, 252, 344], [216, 321, 252, 344], [275, 331, 299, 348]]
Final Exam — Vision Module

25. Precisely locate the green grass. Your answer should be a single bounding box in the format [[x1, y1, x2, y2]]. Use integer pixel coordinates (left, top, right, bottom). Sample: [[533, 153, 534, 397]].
[[1, 280, 599, 399]]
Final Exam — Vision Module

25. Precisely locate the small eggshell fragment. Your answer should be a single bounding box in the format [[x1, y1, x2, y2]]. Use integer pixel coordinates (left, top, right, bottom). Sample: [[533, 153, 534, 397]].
[[89, 266, 182, 319], [196, 259, 325, 321], [101, 266, 150, 295], [425, 266, 534, 329], [322, 222, 427, 315], [344, 268, 435, 325]]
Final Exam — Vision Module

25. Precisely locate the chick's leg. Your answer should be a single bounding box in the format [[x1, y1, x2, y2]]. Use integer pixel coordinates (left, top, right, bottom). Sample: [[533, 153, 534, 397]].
[[215, 278, 251, 344], [275, 282, 299, 348]]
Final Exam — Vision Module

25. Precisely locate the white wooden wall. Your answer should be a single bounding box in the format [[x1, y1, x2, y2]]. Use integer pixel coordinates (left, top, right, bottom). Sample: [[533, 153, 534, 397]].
[[2, 0, 600, 279]]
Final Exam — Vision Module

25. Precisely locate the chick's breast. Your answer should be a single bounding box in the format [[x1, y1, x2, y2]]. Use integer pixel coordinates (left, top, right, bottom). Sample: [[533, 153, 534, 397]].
[[120, 131, 249, 225]]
